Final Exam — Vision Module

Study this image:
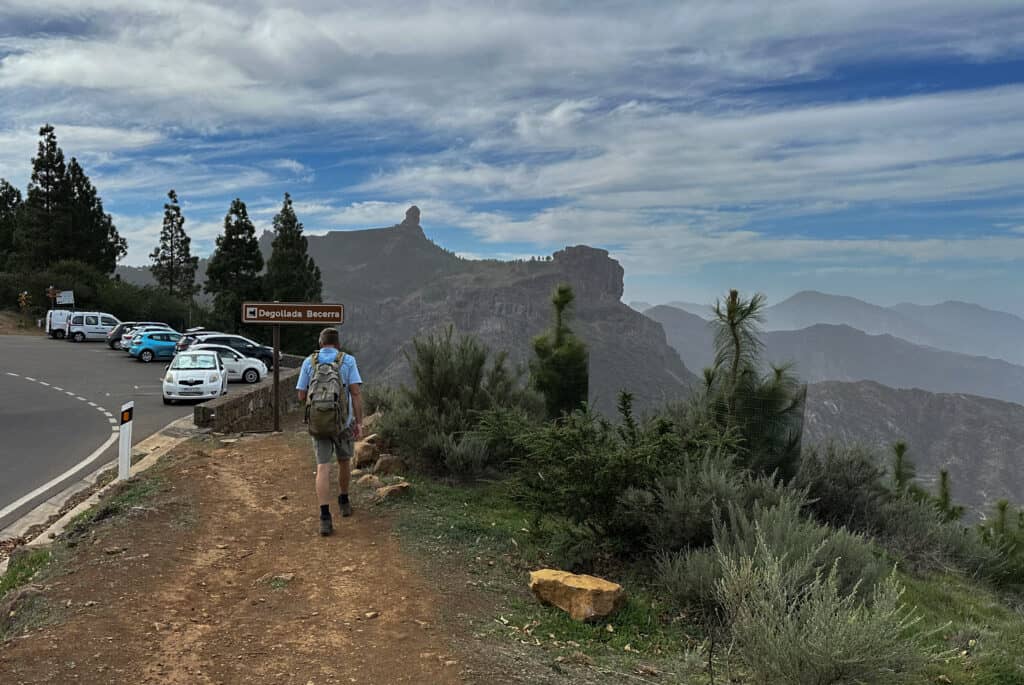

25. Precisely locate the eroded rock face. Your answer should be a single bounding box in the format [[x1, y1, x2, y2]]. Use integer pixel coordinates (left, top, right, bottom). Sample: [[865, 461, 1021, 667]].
[[528, 569, 626, 622]]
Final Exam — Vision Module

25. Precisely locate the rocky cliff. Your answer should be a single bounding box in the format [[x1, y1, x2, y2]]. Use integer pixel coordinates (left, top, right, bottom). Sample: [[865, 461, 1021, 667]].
[[308, 208, 695, 414]]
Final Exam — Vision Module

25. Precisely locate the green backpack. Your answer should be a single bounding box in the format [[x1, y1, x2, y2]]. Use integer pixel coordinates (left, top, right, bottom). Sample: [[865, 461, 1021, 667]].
[[305, 351, 349, 439]]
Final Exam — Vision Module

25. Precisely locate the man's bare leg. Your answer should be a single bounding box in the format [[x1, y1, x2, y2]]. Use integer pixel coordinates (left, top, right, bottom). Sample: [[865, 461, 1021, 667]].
[[316, 463, 333, 506], [338, 458, 351, 496]]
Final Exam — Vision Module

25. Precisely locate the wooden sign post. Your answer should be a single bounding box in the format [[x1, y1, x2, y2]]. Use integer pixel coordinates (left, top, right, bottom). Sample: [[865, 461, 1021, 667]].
[[241, 302, 345, 432]]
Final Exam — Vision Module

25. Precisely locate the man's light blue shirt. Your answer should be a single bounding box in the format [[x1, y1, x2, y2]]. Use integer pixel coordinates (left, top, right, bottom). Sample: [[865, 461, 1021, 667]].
[[296, 348, 362, 428]]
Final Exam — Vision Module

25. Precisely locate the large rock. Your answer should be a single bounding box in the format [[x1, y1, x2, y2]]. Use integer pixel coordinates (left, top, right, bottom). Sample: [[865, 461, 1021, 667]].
[[353, 440, 379, 468], [357, 474, 384, 489], [373, 454, 406, 476], [529, 569, 626, 622], [375, 482, 411, 500]]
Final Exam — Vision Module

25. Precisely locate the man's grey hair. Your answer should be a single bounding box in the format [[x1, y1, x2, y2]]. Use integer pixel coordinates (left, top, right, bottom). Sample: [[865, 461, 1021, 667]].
[[319, 327, 340, 347]]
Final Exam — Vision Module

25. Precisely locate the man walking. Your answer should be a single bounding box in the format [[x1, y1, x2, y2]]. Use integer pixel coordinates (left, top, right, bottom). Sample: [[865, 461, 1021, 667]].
[[296, 327, 363, 536]]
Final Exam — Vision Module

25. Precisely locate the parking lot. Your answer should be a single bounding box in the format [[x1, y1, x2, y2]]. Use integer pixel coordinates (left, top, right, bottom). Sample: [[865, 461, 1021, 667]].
[[0, 332, 193, 532]]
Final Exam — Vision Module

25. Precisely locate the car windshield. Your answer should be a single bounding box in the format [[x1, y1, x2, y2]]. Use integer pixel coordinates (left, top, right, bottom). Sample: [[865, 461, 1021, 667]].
[[171, 353, 217, 370]]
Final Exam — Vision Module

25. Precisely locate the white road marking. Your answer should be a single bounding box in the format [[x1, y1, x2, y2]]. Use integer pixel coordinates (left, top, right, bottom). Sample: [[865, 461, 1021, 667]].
[[65, 390, 75, 396], [5, 372, 18, 377], [53, 386, 63, 391], [76, 396, 87, 401], [24, 376, 35, 382], [38, 381, 49, 386], [0, 431, 120, 522], [108, 417, 117, 424], [87, 401, 97, 407]]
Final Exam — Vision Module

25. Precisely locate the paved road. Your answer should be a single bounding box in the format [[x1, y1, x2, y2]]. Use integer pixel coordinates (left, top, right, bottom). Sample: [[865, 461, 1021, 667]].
[[0, 334, 189, 531]]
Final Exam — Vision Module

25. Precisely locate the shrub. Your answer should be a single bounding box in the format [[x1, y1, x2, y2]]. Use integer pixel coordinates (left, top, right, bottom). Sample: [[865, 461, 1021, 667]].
[[657, 496, 887, 614], [378, 326, 535, 475], [716, 533, 931, 684], [796, 443, 889, 532]]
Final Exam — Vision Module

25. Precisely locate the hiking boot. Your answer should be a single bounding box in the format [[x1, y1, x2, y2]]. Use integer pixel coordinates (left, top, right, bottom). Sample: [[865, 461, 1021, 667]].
[[319, 515, 333, 536], [340, 499, 353, 518]]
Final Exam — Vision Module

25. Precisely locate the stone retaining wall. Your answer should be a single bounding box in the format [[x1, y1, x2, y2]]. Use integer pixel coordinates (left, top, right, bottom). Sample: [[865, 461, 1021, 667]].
[[193, 353, 307, 433]]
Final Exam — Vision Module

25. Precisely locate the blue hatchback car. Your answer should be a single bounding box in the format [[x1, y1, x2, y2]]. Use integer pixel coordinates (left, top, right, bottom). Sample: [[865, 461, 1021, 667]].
[[129, 331, 182, 363]]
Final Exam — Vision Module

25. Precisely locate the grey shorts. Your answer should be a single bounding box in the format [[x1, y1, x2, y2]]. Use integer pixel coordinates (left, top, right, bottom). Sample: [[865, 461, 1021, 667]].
[[312, 431, 354, 465]]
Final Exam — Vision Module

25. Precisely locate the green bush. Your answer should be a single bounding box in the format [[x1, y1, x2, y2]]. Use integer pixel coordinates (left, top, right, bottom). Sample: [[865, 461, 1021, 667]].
[[657, 496, 887, 614], [796, 443, 889, 532], [716, 532, 931, 684], [377, 326, 537, 476]]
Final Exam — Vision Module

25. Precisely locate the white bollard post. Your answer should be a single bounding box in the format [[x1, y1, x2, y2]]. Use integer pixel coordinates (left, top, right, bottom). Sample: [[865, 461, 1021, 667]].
[[118, 401, 134, 481]]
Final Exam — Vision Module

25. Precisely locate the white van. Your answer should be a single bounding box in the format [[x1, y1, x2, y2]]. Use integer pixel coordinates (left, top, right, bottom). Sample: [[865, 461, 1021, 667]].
[[45, 310, 72, 338], [65, 311, 121, 342]]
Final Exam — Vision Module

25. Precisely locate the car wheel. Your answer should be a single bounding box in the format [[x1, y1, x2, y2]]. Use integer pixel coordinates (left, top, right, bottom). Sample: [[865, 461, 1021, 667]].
[[140, 349, 154, 363], [56, 330, 66, 339], [243, 368, 260, 384], [163, 397, 173, 405], [112, 340, 122, 350], [73, 332, 85, 342]]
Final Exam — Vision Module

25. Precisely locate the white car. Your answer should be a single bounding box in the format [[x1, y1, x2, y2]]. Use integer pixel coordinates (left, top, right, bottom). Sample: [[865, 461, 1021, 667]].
[[162, 351, 228, 405], [189, 343, 268, 384], [45, 309, 72, 338], [65, 311, 120, 342]]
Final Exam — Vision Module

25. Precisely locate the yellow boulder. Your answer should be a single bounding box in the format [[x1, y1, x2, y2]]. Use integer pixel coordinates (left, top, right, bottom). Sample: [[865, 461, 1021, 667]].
[[529, 569, 626, 622]]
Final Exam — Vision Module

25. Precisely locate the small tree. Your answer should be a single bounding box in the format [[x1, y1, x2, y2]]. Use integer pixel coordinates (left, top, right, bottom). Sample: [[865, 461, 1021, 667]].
[[205, 198, 264, 331], [703, 290, 806, 480], [149, 190, 199, 299], [934, 469, 965, 522], [530, 284, 589, 419], [891, 441, 915, 493]]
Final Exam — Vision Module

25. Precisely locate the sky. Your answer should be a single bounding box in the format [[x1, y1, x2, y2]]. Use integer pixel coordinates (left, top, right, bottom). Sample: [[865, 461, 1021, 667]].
[[1, 1, 1023, 314]]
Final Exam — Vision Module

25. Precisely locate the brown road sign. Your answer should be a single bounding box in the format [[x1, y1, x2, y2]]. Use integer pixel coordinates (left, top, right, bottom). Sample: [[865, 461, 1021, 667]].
[[241, 302, 345, 325]]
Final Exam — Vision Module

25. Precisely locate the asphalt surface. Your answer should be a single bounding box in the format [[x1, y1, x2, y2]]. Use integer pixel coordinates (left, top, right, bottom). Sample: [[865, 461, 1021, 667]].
[[0, 333, 189, 531]]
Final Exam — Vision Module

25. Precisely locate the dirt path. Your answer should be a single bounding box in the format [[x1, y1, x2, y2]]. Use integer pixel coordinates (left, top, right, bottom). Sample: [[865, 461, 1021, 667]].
[[0, 429, 465, 684]]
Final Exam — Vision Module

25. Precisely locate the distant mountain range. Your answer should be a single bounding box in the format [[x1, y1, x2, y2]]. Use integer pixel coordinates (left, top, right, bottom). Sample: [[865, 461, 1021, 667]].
[[803, 380, 1024, 515], [645, 304, 1024, 405], [120, 208, 695, 414], [646, 291, 1024, 366]]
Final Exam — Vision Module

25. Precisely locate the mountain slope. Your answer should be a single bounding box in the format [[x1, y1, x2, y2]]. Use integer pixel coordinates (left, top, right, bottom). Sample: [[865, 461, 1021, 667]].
[[891, 300, 1024, 366], [762, 290, 938, 341], [645, 304, 1024, 405], [803, 380, 1024, 513]]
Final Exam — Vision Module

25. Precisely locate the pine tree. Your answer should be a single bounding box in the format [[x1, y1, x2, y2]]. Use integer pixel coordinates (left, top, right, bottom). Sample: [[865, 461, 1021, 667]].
[[149, 190, 199, 298], [935, 468, 965, 522], [264, 193, 322, 301], [891, 441, 915, 493], [16, 124, 71, 268], [67, 157, 127, 273], [13, 126, 125, 272], [264, 193, 323, 352], [205, 198, 264, 332], [530, 284, 589, 419], [702, 289, 806, 480], [0, 179, 21, 270]]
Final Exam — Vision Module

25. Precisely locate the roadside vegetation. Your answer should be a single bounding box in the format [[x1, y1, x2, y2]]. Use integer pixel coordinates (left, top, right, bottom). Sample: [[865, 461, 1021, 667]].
[[376, 285, 1024, 684]]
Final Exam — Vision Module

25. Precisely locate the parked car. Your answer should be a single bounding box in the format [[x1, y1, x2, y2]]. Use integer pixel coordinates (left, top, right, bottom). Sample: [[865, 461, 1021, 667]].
[[65, 311, 120, 342], [129, 331, 182, 363], [45, 309, 72, 338], [175, 330, 224, 353], [107, 321, 166, 349], [162, 350, 228, 405], [188, 334, 274, 368], [190, 343, 268, 383], [122, 324, 175, 352]]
